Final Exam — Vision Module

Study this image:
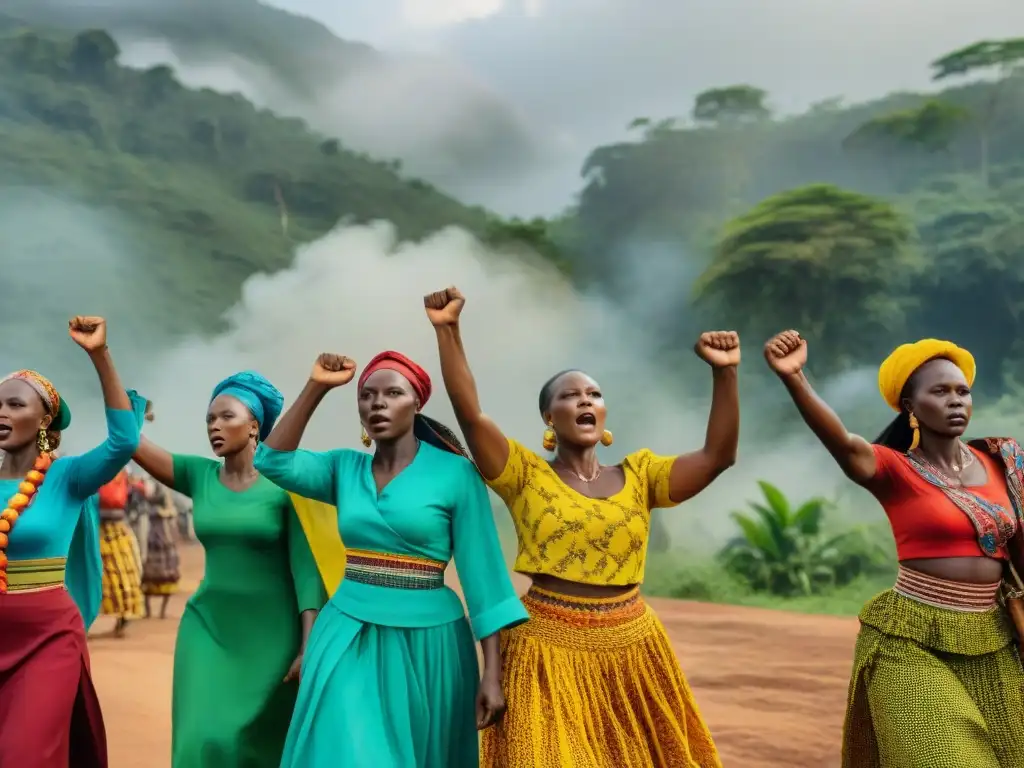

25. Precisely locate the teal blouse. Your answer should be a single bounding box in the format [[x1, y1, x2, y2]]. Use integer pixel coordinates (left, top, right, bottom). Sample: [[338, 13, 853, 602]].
[[254, 441, 527, 641], [1, 402, 144, 626]]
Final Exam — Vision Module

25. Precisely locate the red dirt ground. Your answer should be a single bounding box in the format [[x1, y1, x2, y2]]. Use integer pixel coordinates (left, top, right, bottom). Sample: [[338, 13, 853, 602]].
[[89, 542, 858, 767]]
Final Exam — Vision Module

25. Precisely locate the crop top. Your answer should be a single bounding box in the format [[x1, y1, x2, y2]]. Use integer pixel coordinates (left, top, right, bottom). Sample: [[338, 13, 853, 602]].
[[485, 437, 679, 586], [868, 444, 1014, 561]]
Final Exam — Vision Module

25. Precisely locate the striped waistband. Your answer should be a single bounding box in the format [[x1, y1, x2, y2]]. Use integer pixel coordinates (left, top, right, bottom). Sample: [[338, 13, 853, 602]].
[[6, 557, 67, 593], [893, 565, 1001, 612], [344, 549, 446, 590], [524, 585, 645, 627]]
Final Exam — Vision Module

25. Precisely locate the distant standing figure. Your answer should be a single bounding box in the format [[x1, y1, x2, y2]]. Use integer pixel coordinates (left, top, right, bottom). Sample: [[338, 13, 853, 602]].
[[97, 469, 145, 638], [141, 476, 181, 619]]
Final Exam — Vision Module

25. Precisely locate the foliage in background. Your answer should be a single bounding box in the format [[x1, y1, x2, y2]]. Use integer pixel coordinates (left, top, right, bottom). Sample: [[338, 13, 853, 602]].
[[570, 37, 1024, 395], [717, 482, 890, 597]]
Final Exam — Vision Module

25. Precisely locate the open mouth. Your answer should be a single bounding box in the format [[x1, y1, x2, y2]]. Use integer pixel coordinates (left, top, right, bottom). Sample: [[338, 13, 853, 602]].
[[0, 425, 12, 440], [368, 415, 390, 426], [209, 436, 225, 449], [575, 413, 597, 426]]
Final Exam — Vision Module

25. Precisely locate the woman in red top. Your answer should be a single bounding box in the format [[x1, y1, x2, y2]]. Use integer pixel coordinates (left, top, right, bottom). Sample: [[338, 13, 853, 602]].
[[764, 330, 1024, 768]]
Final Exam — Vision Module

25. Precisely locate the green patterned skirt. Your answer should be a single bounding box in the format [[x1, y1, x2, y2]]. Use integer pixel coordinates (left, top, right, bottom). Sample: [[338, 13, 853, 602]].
[[843, 589, 1024, 767]]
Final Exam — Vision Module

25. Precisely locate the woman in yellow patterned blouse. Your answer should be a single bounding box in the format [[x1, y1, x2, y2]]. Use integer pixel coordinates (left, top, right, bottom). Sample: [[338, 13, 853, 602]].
[[424, 286, 739, 768]]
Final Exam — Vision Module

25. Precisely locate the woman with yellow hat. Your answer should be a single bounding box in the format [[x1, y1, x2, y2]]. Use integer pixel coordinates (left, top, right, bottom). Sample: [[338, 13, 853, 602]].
[[764, 329, 1024, 767]]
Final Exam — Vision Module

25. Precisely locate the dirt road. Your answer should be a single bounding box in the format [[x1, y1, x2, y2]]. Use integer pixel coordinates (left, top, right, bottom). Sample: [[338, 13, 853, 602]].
[[89, 542, 858, 767]]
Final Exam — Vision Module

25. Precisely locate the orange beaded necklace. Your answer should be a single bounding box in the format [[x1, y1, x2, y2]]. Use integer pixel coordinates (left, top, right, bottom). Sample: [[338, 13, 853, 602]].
[[0, 369, 63, 594], [0, 452, 53, 593]]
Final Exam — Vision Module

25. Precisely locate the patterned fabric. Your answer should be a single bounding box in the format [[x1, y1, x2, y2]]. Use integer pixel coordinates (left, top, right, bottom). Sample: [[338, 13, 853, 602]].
[[893, 564, 1000, 611], [1, 369, 63, 425], [142, 516, 180, 596], [6, 557, 66, 591], [480, 586, 721, 768], [485, 438, 677, 585], [343, 549, 446, 590], [843, 588, 1024, 767], [905, 448, 1017, 557], [98, 520, 144, 619]]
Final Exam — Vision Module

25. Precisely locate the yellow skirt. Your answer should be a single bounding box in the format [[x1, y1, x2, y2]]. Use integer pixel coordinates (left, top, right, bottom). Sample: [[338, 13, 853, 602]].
[[99, 520, 144, 619], [480, 586, 721, 768], [844, 589, 1024, 767]]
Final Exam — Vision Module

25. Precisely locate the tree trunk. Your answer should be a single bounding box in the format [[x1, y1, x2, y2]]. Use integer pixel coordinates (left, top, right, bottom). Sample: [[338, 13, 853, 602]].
[[980, 129, 989, 188]]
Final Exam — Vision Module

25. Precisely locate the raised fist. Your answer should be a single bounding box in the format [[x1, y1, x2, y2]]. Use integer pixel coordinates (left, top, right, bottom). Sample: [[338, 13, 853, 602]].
[[763, 330, 807, 377], [69, 316, 107, 352], [423, 286, 465, 327], [694, 331, 741, 368], [310, 353, 357, 388]]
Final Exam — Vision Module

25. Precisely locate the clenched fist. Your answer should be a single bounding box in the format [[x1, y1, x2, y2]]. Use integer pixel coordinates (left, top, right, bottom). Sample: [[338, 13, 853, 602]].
[[763, 330, 807, 377], [424, 286, 465, 327], [310, 354, 357, 388], [694, 331, 740, 368], [69, 316, 107, 353]]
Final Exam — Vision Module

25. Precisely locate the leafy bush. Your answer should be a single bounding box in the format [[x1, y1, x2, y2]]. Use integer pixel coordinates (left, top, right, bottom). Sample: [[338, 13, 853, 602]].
[[718, 481, 890, 597]]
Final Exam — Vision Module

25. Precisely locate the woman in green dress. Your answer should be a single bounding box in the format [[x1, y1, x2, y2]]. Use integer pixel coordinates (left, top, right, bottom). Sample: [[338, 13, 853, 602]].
[[131, 371, 324, 767]]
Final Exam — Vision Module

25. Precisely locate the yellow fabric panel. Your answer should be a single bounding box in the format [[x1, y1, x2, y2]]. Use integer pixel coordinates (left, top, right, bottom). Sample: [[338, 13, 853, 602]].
[[288, 494, 345, 597]]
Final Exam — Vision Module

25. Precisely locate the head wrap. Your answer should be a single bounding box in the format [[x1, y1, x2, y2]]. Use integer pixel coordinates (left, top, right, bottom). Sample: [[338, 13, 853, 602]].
[[357, 351, 432, 406], [877, 339, 976, 412], [0, 369, 71, 432], [209, 371, 284, 441]]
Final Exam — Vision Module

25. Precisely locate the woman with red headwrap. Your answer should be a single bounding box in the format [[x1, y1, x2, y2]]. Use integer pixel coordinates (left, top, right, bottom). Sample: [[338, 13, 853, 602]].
[[255, 350, 528, 768]]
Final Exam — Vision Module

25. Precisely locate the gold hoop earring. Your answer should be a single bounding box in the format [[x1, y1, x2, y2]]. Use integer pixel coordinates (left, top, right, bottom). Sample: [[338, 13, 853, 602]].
[[908, 412, 920, 452], [37, 429, 50, 453], [600, 429, 614, 447], [361, 427, 372, 448], [542, 422, 556, 451]]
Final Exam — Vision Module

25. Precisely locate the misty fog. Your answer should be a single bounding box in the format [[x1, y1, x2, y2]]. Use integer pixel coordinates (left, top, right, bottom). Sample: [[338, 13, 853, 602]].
[[9, 1, 1024, 551], [30, 205, 900, 549]]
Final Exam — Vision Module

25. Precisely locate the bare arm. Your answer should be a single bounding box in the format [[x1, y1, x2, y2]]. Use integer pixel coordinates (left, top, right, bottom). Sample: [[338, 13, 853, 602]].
[[666, 366, 739, 503], [264, 379, 332, 452], [132, 436, 175, 489], [764, 331, 876, 484], [780, 370, 876, 484], [433, 323, 509, 481]]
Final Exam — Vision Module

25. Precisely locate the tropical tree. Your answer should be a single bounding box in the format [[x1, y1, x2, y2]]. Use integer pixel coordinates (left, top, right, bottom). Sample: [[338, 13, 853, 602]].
[[692, 85, 771, 126], [906, 185, 1024, 386], [718, 482, 885, 596], [843, 100, 971, 166], [68, 29, 119, 84], [931, 38, 1024, 186], [483, 216, 570, 274], [694, 184, 918, 373]]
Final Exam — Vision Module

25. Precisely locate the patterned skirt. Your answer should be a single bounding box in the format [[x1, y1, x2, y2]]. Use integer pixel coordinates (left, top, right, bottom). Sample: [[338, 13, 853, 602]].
[[480, 586, 721, 768], [99, 520, 144, 618], [142, 516, 181, 596], [843, 587, 1024, 767]]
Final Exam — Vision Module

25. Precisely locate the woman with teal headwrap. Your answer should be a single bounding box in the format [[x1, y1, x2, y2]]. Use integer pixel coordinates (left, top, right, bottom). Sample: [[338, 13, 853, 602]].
[[132, 370, 325, 768]]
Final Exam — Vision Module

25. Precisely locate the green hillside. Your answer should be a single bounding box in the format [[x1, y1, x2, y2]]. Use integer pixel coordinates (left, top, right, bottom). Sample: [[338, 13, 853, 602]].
[[565, 41, 1024, 392], [3, 0, 375, 97], [0, 24, 492, 340]]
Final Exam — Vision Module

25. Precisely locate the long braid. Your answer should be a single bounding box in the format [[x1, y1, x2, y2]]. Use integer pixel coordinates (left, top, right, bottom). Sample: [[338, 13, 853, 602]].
[[413, 414, 468, 458]]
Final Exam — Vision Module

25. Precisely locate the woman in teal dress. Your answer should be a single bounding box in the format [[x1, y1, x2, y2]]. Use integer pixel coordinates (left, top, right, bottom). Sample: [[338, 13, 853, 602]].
[[0, 316, 144, 768], [131, 371, 325, 768], [256, 350, 528, 768]]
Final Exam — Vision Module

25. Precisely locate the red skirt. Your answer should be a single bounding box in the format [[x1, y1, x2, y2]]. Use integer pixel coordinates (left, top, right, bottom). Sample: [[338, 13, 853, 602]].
[[0, 587, 107, 768]]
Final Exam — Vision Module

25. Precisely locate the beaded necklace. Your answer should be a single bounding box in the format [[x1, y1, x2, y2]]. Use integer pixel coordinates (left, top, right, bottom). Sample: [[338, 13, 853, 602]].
[[0, 452, 53, 593]]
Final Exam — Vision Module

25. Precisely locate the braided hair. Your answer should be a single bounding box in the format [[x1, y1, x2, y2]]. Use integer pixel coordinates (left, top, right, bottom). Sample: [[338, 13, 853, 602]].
[[413, 413, 468, 458]]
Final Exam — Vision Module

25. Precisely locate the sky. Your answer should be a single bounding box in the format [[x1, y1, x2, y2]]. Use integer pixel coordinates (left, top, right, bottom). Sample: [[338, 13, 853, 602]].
[[247, 0, 1024, 214]]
